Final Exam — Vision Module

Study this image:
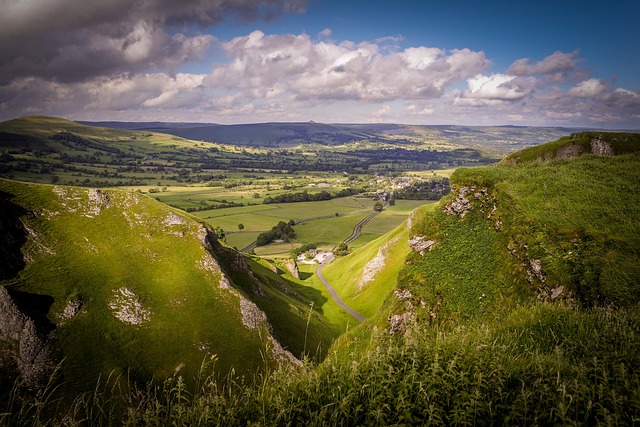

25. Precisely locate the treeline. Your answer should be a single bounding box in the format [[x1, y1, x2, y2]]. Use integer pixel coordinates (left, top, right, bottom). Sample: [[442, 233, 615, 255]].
[[256, 221, 296, 246], [263, 188, 361, 204], [393, 178, 450, 200]]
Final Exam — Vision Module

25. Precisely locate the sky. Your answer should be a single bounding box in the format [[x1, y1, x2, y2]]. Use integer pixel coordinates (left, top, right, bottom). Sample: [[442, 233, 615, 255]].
[[0, 0, 639, 127]]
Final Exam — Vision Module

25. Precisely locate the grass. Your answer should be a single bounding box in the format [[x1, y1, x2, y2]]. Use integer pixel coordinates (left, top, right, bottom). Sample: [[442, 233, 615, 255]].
[[451, 153, 640, 307], [0, 179, 338, 400], [7, 302, 640, 426], [501, 132, 640, 164], [294, 214, 370, 247]]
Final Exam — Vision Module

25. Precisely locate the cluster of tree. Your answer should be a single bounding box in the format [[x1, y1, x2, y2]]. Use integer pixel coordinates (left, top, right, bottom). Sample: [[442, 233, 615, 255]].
[[263, 188, 361, 204], [290, 242, 317, 258], [334, 242, 350, 256], [393, 178, 451, 200], [184, 201, 244, 212], [256, 221, 295, 246]]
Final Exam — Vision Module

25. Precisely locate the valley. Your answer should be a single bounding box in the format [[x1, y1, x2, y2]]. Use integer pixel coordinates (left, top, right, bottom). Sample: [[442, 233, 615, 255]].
[[1, 116, 639, 425]]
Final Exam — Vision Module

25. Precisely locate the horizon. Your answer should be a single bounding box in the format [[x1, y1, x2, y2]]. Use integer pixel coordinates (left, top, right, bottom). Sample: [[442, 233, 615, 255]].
[[1, 0, 639, 128], [6, 114, 640, 131]]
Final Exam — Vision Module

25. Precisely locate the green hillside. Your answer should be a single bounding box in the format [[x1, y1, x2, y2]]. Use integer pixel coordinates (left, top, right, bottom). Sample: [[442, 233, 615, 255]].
[[500, 131, 640, 164], [0, 179, 337, 402]]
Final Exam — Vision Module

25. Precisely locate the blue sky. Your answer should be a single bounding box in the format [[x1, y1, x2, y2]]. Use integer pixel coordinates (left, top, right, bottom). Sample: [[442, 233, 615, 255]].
[[0, 0, 638, 127]]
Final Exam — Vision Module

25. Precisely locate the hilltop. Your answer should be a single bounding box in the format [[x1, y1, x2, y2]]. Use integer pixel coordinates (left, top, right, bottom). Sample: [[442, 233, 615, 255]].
[[501, 131, 640, 164]]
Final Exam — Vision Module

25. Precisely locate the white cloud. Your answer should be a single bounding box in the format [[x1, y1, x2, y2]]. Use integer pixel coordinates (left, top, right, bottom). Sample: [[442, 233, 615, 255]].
[[406, 103, 435, 116], [568, 78, 610, 98], [208, 32, 490, 102], [463, 73, 534, 100]]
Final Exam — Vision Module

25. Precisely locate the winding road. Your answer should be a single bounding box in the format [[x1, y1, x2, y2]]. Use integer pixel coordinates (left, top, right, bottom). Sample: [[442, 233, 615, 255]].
[[316, 254, 366, 323], [240, 201, 389, 323], [316, 203, 389, 323]]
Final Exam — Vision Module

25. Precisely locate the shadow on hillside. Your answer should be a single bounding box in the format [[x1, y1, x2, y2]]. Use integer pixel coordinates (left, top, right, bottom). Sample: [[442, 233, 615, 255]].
[[0, 190, 28, 281], [298, 271, 313, 280]]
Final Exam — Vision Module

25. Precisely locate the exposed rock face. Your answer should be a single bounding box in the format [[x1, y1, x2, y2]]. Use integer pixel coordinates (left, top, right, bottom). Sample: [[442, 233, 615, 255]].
[[85, 189, 110, 217], [108, 288, 151, 325], [0, 287, 51, 388], [197, 225, 300, 367], [443, 186, 474, 218], [164, 211, 185, 226], [406, 210, 418, 230], [238, 297, 268, 330], [394, 289, 412, 301], [359, 236, 400, 289], [60, 298, 82, 322], [283, 259, 299, 279], [388, 312, 414, 335], [591, 137, 614, 156], [268, 336, 303, 367], [408, 236, 437, 256]]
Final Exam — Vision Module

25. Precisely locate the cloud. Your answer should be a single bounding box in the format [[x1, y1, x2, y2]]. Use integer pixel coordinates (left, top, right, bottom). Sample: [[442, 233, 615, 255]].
[[507, 51, 579, 76], [568, 78, 610, 98], [463, 73, 535, 101], [0, 11, 637, 130], [406, 103, 435, 116], [208, 31, 490, 102], [0, 0, 308, 84], [369, 105, 392, 121]]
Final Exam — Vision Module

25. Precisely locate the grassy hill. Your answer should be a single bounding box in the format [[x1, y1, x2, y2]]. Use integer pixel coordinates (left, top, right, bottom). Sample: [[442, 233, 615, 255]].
[[500, 131, 640, 164], [0, 179, 338, 404], [4, 131, 640, 425]]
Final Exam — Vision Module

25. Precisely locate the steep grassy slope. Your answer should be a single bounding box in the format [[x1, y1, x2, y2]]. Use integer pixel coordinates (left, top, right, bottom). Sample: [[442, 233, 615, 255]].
[[0, 179, 336, 401]]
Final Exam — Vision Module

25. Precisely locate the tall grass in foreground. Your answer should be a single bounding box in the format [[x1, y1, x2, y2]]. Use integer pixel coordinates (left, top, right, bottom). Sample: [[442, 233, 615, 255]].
[[3, 304, 640, 426]]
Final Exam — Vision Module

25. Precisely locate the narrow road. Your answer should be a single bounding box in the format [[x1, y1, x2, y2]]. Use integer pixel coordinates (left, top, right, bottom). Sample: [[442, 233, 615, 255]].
[[317, 202, 390, 322], [343, 210, 380, 246], [316, 254, 365, 323]]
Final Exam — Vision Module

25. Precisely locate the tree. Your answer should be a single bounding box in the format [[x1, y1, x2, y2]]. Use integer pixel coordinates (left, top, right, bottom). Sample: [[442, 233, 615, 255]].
[[238, 223, 245, 231], [374, 201, 384, 211], [214, 226, 226, 242], [335, 242, 350, 256]]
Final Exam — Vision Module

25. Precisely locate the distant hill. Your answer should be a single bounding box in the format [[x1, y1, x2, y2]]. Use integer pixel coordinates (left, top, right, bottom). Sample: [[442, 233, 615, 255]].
[[0, 179, 336, 400], [0, 116, 503, 184], [80, 119, 596, 154]]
